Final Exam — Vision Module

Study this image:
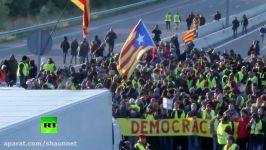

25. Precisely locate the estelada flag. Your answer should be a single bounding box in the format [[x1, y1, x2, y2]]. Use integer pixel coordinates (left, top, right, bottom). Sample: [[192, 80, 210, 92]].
[[182, 27, 198, 44], [117, 20, 156, 79], [71, 0, 90, 38]]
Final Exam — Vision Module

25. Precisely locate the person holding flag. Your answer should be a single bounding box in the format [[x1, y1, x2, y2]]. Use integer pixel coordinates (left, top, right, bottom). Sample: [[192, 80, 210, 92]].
[[117, 20, 156, 79]]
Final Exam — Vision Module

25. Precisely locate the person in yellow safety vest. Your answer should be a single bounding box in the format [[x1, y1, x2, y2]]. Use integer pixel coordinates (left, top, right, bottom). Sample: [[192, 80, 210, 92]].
[[165, 12, 172, 30], [134, 134, 149, 150], [259, 67, 266, 88], [210, 111, 223, 150], [237, 66, 245, 83], [207, 74, 217, 89], [248, 113, 264, 150], [44, 58, 56, 73], [170, 101, 186, 149], [17, 55, 29, 88], [129, 98, 141, 113], [144, 107, 155, 120], [223, 135, 239, 150], [222, 75, 228, 88], [248, 72, 258, 86], [202, 103, 216, 119], [174, 12, 181, 30], [171, 101, 186, 119], [196, 74, 205, 89], [236, 95, 246, 110], [217, 116, 233, 149]]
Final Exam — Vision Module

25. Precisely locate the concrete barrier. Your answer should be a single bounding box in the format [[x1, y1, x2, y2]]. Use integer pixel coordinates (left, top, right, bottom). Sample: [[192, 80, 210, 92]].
[[193, 11, 266, 49], [177, 3, 266, 43]]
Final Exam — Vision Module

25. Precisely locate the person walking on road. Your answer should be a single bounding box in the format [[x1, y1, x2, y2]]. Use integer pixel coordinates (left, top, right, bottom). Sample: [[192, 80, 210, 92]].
[[79, 39, 89, 64], [165, 12, 172, 30], [70, 38, 79, 64], [232, 17, 240, 38], [60, 36, 70, 64], [105, 28, 117, 57], [174, 12, 181, 30], [241, 15, 248, 34], [259, 25, 266, 43], [152, 25, 162, 45]]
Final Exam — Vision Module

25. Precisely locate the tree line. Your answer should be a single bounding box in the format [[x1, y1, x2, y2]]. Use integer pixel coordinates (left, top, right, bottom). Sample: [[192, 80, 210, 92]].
[[0, 0, 126, 30]]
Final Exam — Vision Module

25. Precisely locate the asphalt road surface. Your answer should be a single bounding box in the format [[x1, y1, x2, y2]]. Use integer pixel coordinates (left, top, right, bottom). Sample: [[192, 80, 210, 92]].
[[215, 26, 266, 58], [0, 0, 266, 67]]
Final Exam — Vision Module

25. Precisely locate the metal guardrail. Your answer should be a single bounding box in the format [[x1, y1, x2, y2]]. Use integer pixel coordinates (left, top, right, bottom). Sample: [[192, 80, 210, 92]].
[[0, 0, 157, 37]]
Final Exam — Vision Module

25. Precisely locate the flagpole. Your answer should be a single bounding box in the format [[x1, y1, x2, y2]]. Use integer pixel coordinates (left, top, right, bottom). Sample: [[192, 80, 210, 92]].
[[50, 0, 71, 36], [42, 0, 70, 55]]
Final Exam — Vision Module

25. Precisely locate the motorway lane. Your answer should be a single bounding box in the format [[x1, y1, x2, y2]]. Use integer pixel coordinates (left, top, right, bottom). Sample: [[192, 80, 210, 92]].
[[215, 26, 266, 58], [0, 0, 266, 67]]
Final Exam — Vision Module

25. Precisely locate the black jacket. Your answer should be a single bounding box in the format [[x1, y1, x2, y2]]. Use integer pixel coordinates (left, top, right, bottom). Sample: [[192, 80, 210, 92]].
[[71, 40, 79, 55], [60, 40, 70, 52], [232, 19, 240, 29]]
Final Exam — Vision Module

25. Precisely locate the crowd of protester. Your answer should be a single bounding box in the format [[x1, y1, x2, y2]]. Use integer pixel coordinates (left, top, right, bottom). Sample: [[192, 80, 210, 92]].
[[0, 10, 266, 150]]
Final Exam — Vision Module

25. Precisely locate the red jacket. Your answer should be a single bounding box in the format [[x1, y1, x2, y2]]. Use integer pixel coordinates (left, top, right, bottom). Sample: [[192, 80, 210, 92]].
[[237, 116, 251, 139], [0, 70, 6, 83]]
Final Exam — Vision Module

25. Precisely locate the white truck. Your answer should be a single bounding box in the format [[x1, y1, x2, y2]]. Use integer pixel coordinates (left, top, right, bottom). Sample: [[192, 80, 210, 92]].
[[0, 89, 121, 150]]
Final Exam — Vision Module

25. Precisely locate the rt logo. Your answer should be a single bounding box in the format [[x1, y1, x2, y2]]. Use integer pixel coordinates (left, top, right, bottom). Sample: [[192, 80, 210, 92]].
[[41, 117, 57, 134]]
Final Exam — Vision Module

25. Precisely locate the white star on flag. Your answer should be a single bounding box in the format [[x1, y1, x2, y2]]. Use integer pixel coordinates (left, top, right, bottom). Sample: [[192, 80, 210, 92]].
[[136, 34, 144, 45]]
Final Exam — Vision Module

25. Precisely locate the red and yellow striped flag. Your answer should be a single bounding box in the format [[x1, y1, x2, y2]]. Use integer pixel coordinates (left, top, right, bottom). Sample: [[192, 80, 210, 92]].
[[118, 20, 156, 79], [71, 0, 90, 38], [182, 27, 198, 44]]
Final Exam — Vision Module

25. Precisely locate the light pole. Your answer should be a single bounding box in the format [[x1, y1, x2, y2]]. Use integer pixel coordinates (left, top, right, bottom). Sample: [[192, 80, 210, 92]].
[[225, 0, 229, 27]]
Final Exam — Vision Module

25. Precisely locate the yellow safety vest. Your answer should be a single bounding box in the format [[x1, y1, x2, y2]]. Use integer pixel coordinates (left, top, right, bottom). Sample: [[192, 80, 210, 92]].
[[260, 73, 266, 86], [174, 15, 180, 23], [130, 104, 140, 112], [145, 113, 155, 120], [213, 118, 219, 133], [217, 122, 232, 145], [202, 109, 216, 119], [187, 79, 193, 89], [165, 14, 171, 22], [44, 63, 56, 73], [174, 110, 185, 119], [223, 144, 238, 150], [196, 79, 205, 89], [17, 62, 29, 77], [239, 96, 245, 109], [208, 77, 216, 89], [222, 75, 228, 87], [250, 120, 264, 135], [238, 71, 244, 82], [134, 143, 145, 150]]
